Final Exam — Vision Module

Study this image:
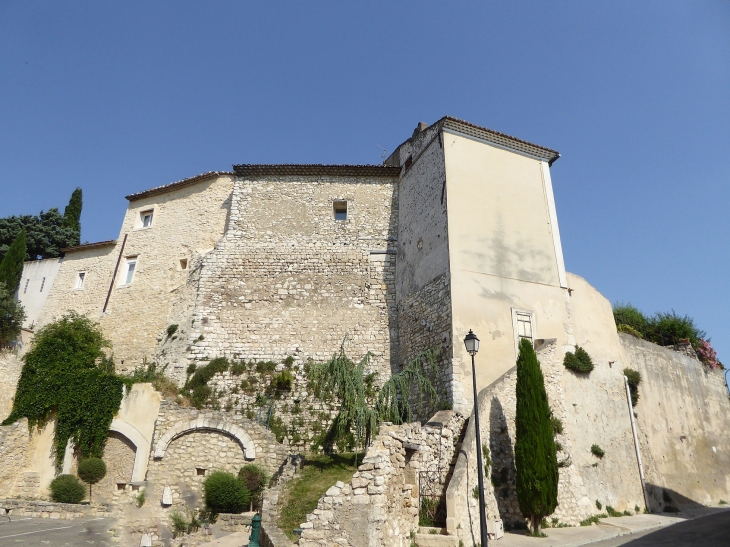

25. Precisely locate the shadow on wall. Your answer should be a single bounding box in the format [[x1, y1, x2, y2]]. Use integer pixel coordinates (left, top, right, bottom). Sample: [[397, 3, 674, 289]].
[[645, 483, 707, 514], [489, 396, 520, 529]]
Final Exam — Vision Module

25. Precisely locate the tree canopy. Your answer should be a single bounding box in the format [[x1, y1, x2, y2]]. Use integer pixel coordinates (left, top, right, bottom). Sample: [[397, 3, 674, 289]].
[[0, 282, 26, 346], [0, 188, 82, 262], [0, 229, 26, 292]]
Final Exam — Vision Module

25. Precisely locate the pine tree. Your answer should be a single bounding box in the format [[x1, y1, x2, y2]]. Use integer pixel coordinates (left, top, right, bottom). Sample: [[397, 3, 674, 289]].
[[514, 337, 558, 533], [63, 188, 82, 245], [0, 229, 26, 293]]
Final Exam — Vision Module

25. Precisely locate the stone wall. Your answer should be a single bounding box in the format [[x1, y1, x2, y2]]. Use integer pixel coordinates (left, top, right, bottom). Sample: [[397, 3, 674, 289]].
[[446, 339, 645, 544], [298, 411, 465, 547], [182, 174, 399, 386], [38, 173, 234, 374], [0, 419, 30, 497], [0, 350, 23, 421], [0, 499, 112, 519], [620, 333, 730, 508], [144, 400, 288, 513], [397, 273, 454, 418]]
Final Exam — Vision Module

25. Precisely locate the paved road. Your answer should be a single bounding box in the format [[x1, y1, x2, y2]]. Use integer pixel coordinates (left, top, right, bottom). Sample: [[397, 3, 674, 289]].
[[588, 510, 730, 546], [0, 516, 114, 546]]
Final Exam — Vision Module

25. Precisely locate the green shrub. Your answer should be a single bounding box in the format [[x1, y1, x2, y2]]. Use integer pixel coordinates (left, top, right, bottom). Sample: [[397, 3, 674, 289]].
[[0, 282, 26, 346], [136, 488, 146, 507], [606, 505, 621, 517], [269, 415, 286, 443], [50, 474, 86, 504], [170, 511, 189, 538], [596, 500, 602, 510], [550, 415, 564, 435], [230, 361, 247, 375], [564, 346, 594, 374], [203, 471, 250, 515], [166, 324, 178, 337], [283, 356, 295, 368], [647, 311, 705, 346], [255, 361, 277, 374], [271, 370, 294, 392], [186, 363, 197, 375], [591, 444, 605, 458], [623, 368, 641, 406], [617, 324, 643, 338], [613, 303, 649, 336]]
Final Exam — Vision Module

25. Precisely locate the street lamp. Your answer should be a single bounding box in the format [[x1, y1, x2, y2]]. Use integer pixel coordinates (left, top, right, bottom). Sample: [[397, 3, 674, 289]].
[[464, 329, 488, 547]]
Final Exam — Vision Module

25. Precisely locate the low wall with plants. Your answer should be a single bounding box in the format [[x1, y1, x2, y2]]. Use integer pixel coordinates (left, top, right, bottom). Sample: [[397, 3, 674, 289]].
[[0, 499, 112, 519]]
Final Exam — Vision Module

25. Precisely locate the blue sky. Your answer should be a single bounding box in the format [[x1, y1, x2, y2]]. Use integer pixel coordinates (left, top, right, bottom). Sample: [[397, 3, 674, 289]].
[[1, 1, 728, 362]]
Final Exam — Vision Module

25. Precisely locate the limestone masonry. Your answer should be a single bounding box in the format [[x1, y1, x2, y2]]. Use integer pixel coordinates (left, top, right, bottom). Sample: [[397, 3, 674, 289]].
[[2, 116, 728, 547]]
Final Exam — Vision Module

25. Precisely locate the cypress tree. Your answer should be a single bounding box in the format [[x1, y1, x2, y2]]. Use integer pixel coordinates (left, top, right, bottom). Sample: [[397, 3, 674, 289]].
[[514, 337, 558, 533], [0, 228, 26, 293], [63, 188, 82, 245]]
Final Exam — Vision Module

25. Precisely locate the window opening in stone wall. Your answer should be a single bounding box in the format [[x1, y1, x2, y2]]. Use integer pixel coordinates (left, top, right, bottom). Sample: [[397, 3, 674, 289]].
[[196, 468, 206, 476], [23, 279, 29, 294], [333, 201, 347, 221], [124, 260, 137, 285], [141, 210, 154, 228], [179, 258, 188, 270], [116, 483, 126, 491], [40, 277, 45, 292], [76, 272, 86, 289]]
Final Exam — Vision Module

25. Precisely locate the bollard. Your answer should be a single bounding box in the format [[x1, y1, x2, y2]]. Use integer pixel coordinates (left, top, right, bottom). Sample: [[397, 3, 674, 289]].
[[248, 513, 261, 547]]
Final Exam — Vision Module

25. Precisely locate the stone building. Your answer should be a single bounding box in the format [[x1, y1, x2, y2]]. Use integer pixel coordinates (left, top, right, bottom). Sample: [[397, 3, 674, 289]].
[[35, 116, 570, 413]]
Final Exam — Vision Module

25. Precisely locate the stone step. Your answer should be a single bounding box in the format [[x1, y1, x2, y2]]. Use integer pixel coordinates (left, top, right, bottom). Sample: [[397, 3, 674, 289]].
[[415, 527, 459, 547]]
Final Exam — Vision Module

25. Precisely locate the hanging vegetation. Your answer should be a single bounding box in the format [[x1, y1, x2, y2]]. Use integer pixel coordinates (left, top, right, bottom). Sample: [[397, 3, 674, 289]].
[[2, 313, 125, 464], [623, 368, 641, 406], [563, 346, 595, 374], [308, 340, 440, 452]]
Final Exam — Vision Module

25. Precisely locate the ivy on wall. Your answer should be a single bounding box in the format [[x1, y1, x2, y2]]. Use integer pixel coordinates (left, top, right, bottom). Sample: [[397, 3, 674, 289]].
[[2, 313, 125, 464]]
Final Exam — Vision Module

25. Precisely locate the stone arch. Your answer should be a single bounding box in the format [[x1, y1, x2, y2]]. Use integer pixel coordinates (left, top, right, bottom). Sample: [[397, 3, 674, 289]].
[[154, 419, 256, 460], [61, 419, 152, 483], [109, 420, 150, 483]]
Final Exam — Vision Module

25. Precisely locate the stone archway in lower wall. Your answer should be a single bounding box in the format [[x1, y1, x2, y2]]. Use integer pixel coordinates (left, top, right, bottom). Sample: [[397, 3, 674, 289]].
[[153, 418, 257, 461]]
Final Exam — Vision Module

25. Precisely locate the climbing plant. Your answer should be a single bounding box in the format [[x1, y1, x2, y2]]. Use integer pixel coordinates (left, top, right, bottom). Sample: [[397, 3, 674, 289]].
[[2, 312, 125, 464]]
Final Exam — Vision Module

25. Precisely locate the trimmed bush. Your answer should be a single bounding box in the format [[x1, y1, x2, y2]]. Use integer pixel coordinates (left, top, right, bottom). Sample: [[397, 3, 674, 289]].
[[563, 346, 594, 374], [50, 474, 86, 504], [239, 464, 268, 509], [203, 471, 250, 515], [78, 457, 107, 502], [623, 368, 641, 406]]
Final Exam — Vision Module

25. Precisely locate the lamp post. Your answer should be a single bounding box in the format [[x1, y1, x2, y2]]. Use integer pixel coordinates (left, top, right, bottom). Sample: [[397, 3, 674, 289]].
[[464, 329, 488, 547]]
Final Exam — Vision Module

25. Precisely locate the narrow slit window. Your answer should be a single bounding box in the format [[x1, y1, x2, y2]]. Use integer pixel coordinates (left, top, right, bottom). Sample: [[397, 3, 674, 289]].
[[76, 272, 86, 289], [124, 260, 137, 285], [179, 258, 188, 270], [141, 210, 154, 228], [333, 201, 347, 221], [40, 277, 46, 292]]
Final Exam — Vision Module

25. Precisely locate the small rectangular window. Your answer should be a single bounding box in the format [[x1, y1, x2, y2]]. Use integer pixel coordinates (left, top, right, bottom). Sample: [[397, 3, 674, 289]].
[[333, 201, 347, 221], [23, 279, 29, 294], [40, 277, 46, 292], [116, 483, 126, 491], [75, 272, 86, 289], [141, 210, 154, 228], [196, 468, 206, 476], [179, 258, 188, 270], [124, 260, 137, 285]]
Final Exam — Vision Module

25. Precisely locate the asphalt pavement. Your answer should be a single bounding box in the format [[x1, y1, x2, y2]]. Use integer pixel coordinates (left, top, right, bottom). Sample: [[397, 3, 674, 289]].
[[0, 516, 114, 546]]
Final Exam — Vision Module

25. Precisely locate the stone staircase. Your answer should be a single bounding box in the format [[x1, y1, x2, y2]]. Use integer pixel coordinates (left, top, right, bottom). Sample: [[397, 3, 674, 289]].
[[414, 527, 459, 547]]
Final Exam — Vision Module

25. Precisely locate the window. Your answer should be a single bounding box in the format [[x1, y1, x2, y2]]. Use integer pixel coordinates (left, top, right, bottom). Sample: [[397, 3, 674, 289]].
[[333, 201, 347, 221], [196, 468, 206, 476], [40, 277, 46, 292], [179, 258, 188, 270], [124, 259, 137, 285], [75, 272, 86, 289], [23, 279, 29, 294], [141, 210, 154, 228], [116, 483, 126, 491], [511, 308, 535, 355]]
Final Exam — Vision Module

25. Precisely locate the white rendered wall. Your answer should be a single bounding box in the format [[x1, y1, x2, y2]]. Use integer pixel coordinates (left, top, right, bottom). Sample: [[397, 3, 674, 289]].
[[17, 258, 62, 329]]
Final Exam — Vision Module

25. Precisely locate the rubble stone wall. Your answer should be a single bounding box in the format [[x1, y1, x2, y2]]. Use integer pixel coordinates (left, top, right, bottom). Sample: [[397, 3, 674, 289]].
[[182, 175, 399, 385], [298, 411, 465, 547]]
